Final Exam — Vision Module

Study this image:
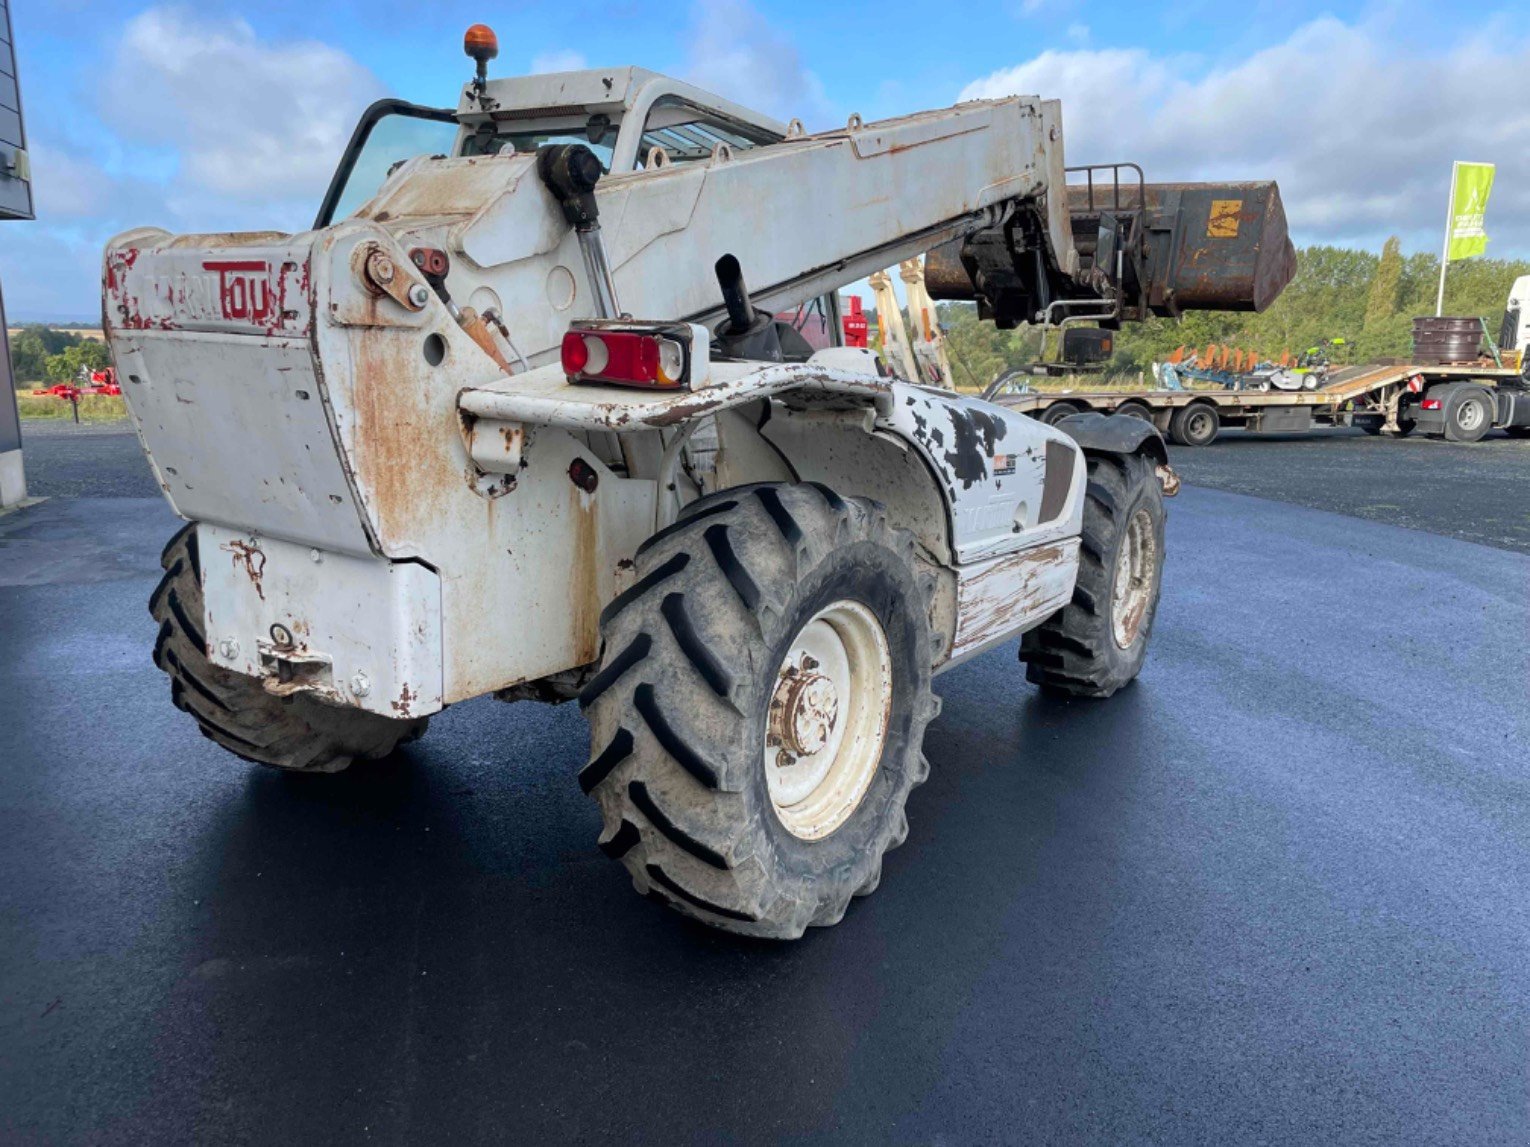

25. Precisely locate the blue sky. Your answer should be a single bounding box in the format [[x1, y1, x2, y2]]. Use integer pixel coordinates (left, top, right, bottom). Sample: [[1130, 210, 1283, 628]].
[[5, 0, 1529, 318]]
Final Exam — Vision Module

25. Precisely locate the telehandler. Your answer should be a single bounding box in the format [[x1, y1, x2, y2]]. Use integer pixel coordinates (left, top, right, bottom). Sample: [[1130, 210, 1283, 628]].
[[104, 27, 1294, 937]]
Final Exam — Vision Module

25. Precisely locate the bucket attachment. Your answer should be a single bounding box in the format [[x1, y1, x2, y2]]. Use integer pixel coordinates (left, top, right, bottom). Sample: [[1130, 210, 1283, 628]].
[[925, 177, 1297, 324]]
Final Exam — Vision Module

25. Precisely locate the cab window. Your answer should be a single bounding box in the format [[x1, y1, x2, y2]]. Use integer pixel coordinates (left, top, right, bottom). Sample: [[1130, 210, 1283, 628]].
[[460, 113, 618, 169], [634, 97, 777, 168], [316, 102, 459, 228]]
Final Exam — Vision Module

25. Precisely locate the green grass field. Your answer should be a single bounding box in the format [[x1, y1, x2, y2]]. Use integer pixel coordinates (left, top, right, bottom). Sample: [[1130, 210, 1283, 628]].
[[15, 393, 130, 422]]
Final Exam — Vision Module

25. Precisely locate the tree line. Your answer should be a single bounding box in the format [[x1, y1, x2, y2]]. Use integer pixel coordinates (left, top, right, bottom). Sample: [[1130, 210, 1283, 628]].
[[8, 326, 112, 387]]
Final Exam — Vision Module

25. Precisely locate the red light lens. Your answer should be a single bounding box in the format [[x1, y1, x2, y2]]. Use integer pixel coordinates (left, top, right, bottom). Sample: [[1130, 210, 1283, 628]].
[[561, 330, 590, 374], [1421, 398, 1442, 410], [599, 332, 661, 382]]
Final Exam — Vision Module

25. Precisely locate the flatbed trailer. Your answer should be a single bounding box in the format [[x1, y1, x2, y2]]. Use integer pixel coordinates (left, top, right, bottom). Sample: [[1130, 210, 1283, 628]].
[[988, 360, 1530, 446]]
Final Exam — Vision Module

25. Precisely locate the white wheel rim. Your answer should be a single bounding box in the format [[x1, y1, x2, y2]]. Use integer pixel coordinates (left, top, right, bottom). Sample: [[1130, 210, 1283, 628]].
[[1458, 400, 1485, 431], [1111, 507, 1158, 649], [764, 599, 892, 841]]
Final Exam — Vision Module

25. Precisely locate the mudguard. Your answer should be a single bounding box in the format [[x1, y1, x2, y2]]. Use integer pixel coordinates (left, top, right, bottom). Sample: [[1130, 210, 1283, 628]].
[[1055, 411, 1169, 466]]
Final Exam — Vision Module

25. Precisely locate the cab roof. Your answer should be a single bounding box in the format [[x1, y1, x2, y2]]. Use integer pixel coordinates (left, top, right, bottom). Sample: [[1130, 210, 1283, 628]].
[[456, 66, 789, 139]]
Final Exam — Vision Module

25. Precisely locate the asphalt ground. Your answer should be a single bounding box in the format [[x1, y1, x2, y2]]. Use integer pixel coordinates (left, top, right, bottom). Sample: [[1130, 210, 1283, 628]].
[[2, 424, 1528, 1143], [1168, 426, 1530, 554]]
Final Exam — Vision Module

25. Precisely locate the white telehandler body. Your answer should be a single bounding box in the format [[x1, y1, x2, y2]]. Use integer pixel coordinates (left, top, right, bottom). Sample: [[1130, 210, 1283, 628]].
[[104, 31, 1292, 936]]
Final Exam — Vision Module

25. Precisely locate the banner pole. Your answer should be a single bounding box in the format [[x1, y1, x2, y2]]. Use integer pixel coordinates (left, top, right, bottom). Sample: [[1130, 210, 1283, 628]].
[[1436, 161, 1457, 317]]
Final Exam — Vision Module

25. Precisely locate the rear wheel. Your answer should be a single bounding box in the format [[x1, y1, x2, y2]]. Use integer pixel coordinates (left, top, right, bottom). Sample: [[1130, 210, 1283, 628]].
[[150, 524, 428, 772], [1020, 452, 1165, 697], [579, 483, 937, 939], [1115, 401, 1153, 423], [1169, 402, 1220, 447], [1443, 387, 1493, 443], [1041, 402, 1080, 426]]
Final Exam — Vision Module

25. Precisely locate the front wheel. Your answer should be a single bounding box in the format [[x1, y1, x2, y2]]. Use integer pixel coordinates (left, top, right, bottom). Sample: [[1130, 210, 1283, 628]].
[[1020, 452, 1166, 697], [579, 484, 937, 939]]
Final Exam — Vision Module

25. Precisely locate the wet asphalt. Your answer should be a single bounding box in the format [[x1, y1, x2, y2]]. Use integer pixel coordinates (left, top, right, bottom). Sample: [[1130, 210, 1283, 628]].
[[1, 425, 1528, 1143]]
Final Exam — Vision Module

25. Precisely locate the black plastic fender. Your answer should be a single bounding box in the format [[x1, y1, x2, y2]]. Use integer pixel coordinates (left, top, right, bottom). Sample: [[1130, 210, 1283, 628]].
[[1054, 411, 1169, 467]]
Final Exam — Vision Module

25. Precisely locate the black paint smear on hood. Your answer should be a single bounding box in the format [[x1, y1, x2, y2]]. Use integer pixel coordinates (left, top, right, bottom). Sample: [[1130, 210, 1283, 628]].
[[943, 406, 1007, 490]]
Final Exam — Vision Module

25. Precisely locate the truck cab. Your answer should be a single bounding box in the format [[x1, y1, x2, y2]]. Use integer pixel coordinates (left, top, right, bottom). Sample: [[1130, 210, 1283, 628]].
[[1502, 274, 1530, 377]]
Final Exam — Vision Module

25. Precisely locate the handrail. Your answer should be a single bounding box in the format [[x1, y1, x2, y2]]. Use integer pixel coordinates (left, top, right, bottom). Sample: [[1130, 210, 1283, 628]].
[[1064, 162, 1147, 214]]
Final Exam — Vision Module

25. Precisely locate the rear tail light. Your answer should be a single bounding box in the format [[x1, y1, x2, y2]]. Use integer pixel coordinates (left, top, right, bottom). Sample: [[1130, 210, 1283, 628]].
[[1421, 397, 1442, 410], [562, 321, 707, 390]]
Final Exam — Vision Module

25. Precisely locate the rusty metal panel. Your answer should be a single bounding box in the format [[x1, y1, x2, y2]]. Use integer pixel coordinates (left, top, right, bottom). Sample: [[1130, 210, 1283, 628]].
[[929, 180, 1296, 317], [199, 525, 444, 719], [1069, 180, 1297, 314]]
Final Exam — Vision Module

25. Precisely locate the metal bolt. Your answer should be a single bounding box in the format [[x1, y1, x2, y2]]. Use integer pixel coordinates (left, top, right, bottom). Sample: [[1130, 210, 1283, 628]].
[[365, 249, 396, 286], [407, 283, 431, 308], [218, 638, 240, 660], [351, 673, 371, 698], [309, 548, 323, 563]]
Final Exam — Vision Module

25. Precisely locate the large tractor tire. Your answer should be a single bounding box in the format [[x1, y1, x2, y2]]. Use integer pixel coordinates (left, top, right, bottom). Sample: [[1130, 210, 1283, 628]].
[[579, 483, 938, 939], [150, 524, 428, 772], [1019, 451, 1165, 697]]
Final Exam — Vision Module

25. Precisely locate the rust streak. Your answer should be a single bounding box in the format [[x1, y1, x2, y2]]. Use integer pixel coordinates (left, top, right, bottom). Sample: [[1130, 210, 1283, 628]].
[[569, 486, 601, 667], [221, 539, 267, 601]]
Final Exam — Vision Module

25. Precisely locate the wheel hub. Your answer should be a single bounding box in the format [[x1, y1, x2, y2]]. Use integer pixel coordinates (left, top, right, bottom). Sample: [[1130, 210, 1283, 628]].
[[763, 600, 892, 841], [1111, 506, 1158, 649], [768, 659, 840, 760]]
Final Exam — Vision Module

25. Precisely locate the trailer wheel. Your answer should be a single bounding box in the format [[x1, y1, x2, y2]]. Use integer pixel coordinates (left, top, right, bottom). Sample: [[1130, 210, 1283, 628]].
[[1169, 402, 1220, 446], [1041, 402, 1081, 426], [1443, 386, 1493, 443], [1115, 401, 1153, 422], [150, 524, 428, 773], [1019, 452, 1165, 697], [579, 483, 937, 939]]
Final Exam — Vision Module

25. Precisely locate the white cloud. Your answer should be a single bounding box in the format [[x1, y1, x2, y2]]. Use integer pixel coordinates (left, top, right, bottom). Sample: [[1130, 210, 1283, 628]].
[[27, 147, 117, 220], [100, 8, 385, 209], [960, 16, 1530, 254], [683, 0, 835, 128], [530, 50, 588, 75]]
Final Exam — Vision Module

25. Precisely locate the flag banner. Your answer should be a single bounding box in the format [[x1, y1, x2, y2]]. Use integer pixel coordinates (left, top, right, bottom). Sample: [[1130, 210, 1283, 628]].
[[1447, 162, 1494, 261]]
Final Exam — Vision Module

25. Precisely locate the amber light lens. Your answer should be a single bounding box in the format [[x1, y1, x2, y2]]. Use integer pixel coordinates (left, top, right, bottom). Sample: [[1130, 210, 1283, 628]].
[[464, 24, 499, 60]]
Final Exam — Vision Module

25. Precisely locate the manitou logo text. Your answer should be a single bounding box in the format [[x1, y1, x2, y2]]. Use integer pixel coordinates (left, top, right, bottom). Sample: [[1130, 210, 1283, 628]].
[[203, 260, 276, 324], [111, 248, 308, 333]]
